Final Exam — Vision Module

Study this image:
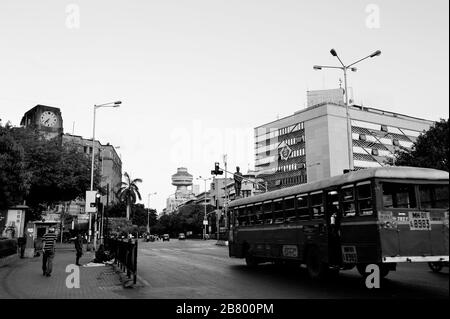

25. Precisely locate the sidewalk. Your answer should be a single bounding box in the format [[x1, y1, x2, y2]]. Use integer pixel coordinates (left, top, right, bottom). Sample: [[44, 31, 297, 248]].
[[0, 247, 127, 299]]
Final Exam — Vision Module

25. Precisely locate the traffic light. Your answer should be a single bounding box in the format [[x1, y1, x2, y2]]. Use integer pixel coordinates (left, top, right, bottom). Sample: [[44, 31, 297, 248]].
[[95, 193, 101, 208], [211, 162, 223, 175]]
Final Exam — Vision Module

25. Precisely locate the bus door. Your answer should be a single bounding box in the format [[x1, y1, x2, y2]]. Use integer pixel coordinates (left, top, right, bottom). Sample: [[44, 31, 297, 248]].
[[326, 190, 342, 265]]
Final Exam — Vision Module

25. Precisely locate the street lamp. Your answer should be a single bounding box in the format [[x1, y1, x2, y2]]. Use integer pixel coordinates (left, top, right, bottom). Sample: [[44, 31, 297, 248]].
[[197, 176, 212, 240], [313, 49, 381, 170], [147, 192, 157, 234], [88, 100, 121, 246]]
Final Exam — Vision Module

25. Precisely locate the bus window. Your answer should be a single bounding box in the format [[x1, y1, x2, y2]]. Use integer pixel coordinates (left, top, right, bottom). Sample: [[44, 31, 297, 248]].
[[357, 182, 374, 215], [382, 183, 417, 209], [341, 185, 356, 217], [297, 194, 310, 220], [262, 201, 273, 224], [285, 196, 296, 222], [273, 199, 284, 224], [419, 184, 449, 209], [237, 207, 248, 226], [311, 192, 324, 218]]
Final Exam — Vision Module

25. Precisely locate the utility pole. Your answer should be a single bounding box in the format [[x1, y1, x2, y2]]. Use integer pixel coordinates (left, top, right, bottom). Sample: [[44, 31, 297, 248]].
[[222, 154, 228, 240]]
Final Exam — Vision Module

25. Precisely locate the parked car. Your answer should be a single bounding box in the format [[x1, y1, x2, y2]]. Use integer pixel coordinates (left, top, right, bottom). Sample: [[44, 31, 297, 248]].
[[178, 233, 186, 240], [162, 234, 170, 241]]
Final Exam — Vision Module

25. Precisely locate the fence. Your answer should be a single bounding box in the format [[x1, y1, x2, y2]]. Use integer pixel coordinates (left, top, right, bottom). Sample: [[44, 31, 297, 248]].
[[105, 238, 138, 284]]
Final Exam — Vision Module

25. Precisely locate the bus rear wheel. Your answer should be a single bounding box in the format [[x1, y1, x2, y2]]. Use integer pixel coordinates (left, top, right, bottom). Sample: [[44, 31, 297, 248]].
[[306, 247, 328, 280]]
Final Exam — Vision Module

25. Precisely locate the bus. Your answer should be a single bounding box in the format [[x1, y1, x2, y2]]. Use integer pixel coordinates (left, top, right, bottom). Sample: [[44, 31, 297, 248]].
[[228, 166, 449, 279]]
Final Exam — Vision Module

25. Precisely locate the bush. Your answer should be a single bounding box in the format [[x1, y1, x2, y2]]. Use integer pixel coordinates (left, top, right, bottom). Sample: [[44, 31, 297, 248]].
[[0, 239, 18, 258]]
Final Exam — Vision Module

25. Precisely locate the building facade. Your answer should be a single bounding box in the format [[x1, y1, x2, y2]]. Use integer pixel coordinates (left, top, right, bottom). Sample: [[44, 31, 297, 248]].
[[61, 134, 122, 204], [255, 99, 434, 191]]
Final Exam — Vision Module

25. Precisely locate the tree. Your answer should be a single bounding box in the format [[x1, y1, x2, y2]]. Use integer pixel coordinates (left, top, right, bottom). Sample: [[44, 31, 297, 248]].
[[1, 125, 102, 221], [11, 127, 101, 220], [394, 119, 449, 171], [104, 201, 127, 218], [0, 124, 28, 211], [117, 172, 142, 220]]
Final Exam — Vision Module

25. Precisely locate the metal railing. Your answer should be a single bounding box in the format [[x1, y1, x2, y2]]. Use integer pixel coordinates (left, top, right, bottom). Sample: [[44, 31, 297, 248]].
[[105, 238, 138, 284]]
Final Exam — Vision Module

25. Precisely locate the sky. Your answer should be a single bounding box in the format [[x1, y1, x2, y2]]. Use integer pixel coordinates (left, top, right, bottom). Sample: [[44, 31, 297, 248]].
[[0, 0, 448, 212]]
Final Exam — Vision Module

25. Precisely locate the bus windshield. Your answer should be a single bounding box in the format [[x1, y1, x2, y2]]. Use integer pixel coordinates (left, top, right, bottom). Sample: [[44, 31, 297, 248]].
[[418, 184, 449, 209], [382, 182, 449, 209]]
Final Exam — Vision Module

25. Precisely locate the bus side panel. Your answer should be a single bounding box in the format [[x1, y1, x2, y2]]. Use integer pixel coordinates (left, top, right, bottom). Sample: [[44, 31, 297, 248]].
[[430, 224, 448, 256], [378, 228, 399, 258], [271, 225, 299, 260], [235, 227, 269, 258], [341, 222, 381, 263], [430, 211, 449, 256], [430, 212, 449, 256]]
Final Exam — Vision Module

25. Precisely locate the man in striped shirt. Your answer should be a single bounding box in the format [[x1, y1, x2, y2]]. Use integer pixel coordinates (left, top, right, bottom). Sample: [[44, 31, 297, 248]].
[[42, 227, 57, 277]]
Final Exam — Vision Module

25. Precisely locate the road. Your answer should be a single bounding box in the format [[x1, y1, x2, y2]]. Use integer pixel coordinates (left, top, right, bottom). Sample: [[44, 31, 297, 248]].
[[121, 239, 449, 299]]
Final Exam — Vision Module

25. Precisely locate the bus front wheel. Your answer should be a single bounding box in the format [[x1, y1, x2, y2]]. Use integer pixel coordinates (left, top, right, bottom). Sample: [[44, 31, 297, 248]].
[[428, 262, 443, 273], [306, 247, 328, 280], [245, 254, 259, 267]]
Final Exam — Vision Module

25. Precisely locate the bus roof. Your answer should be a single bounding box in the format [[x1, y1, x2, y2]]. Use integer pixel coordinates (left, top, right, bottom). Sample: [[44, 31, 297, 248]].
[[229, 166, 449, 208]]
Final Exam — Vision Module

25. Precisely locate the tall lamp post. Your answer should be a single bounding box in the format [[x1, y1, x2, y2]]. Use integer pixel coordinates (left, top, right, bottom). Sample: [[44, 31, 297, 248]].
[[147, 192, 157, 233], [197, 176, 212, 240], [314, 49, 381, 170], [89, 100, 121, 248]]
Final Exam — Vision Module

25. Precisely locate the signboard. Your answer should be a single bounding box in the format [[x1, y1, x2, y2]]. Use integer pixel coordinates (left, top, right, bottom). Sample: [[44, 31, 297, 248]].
[[341, 245, 358, 263], [85, 191, 97, 213], [408, 212, 431, 231], [282, 245, 298, 257]]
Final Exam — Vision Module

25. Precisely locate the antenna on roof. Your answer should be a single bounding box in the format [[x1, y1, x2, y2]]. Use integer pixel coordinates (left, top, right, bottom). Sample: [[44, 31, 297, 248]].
[[72, 122, 75, 135]]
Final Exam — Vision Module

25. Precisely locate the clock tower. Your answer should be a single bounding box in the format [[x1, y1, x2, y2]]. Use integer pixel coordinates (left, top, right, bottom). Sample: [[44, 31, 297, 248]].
[[20, 105, 64, 141]]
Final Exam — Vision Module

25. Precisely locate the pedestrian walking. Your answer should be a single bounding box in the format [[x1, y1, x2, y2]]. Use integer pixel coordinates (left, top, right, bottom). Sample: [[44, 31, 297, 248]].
[[41, 227, 57, 277]]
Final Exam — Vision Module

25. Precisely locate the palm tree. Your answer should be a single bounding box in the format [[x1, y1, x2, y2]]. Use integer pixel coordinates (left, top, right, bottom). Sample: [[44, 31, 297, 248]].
[[117, 172, 142, 220]]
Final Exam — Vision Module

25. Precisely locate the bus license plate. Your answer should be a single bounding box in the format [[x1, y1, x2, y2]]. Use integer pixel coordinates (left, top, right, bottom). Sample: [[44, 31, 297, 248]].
[[282, 245, 298, 257], [341, 246, 357, 263], [409, 212, 431, 231]]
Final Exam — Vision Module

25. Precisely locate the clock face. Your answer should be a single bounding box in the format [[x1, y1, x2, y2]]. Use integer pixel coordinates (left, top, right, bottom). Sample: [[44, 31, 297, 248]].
[[40, 111, 58, 127]]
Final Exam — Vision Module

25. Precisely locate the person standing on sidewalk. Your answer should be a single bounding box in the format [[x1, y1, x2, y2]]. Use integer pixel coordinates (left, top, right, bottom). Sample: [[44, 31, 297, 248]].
[[41, 227, 57, 277], [73, 232, 83, 266]]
